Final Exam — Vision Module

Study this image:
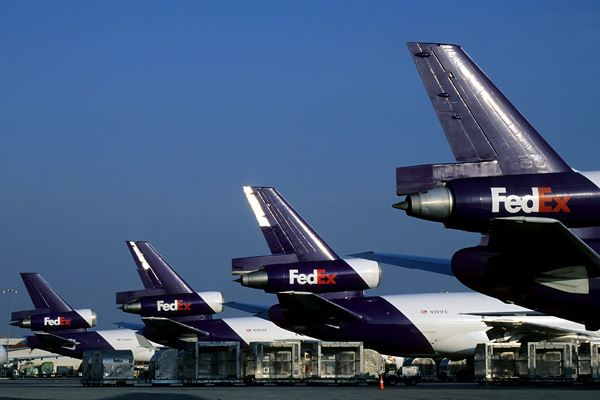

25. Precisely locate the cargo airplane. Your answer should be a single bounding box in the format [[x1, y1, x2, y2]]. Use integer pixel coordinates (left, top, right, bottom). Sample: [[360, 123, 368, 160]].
[[359, 43, 600, 331], [10, 273, 158, 361], [117, 241, 311, 349], [230, 186, 600, 358]]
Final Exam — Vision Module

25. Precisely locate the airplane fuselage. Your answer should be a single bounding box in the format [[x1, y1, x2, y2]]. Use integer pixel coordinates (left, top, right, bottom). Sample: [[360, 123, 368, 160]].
[[403, 171, 600, 235], [268, 292, 598, 358], [25, 329, 156, 362], [141, 316, 311, 350]]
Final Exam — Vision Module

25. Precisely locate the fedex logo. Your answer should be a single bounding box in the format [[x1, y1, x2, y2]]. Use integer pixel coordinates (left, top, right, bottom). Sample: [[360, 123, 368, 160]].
[[157, 299, 192, 312], [44, 316, 71, 326], [491, 187, 571, 214], [289, 269, 336, 285]]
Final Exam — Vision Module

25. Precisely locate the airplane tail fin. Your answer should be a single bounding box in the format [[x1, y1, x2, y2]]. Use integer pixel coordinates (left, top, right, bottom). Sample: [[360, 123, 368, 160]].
[[397, 43, 570, 195], [12, 273, 97, 331], [234, 186, 380, 295], [235, 186, 339, 273], [117, 241, 195, 304], [20, 273, 73, 313]]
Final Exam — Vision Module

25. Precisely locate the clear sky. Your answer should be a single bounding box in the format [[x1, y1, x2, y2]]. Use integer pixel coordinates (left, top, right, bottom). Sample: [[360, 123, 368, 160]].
[[2, 1, 600, 337]]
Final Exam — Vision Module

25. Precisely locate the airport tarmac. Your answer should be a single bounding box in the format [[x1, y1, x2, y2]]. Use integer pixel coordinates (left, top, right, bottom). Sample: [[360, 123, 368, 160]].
[[2, 379, 600, 400]]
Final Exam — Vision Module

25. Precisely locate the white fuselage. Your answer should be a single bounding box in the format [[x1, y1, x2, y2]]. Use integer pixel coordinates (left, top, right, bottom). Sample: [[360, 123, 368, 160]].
[[382, 292, 598, 358], [87, 329, 159, 362], [221, 317, 315, 343]]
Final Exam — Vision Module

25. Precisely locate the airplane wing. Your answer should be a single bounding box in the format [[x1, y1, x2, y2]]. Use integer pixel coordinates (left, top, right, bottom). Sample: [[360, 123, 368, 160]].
[[33, 332, 78, 350], [406, 42, 569, 175], [483, 319, 597, 343], [113, 321, 146, 330], [222, 302, 271, 320], [276, 292, 363, 323], [462, 311, 544, 317], [141, 317, 209, 343], [486, 217, 600, 292], [350, 252, 453, 276]]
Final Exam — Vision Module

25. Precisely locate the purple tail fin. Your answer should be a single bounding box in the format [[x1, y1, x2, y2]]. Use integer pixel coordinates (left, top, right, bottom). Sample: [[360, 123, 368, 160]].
[[20, 273, 73, 313], [116, 241, 195, 305], [126, 241, 194, 294], [397, 43, 571, 195], [243, 186, 339, 261]]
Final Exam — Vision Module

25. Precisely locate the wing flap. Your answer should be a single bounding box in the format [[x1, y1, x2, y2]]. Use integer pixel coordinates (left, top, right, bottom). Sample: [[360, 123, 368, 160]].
[[33, 332, 78, 350], [142, 317, 209, 343], [277, 292, 362, 323], [487, 217, 600, 288], [483, 319, 596, 342]]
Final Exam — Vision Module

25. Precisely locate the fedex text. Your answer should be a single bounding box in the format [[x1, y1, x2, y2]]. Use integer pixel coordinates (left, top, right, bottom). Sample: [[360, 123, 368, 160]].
[[289, 269, 337, 285], [157, 299, 192, 312], [44, 316, 71, 326], [491, 187, 571, 214]]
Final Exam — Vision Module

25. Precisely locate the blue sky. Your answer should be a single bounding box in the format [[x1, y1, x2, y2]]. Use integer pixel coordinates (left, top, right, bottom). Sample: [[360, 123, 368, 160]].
[[2, 1, 600, 336]]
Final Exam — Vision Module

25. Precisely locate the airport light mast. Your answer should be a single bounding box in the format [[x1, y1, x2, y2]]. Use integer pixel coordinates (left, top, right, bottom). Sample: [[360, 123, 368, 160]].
[[3, 288, 17, 350]]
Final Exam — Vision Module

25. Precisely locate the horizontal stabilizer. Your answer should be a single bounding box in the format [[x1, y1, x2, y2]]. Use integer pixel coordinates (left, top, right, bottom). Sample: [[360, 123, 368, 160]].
[[351, 252, 453, 276], [277, 292, 363, 323], [232, 254, 299, 274], [116, 289, 166, 305], [141, 317, 209, 342], [11, 308, 51, 321], [33, 332, 78, 350], [396, 161, 501, 196]]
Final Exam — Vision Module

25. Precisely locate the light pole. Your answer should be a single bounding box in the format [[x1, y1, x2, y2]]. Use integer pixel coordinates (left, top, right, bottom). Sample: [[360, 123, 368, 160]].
[[2, 289, 17, 350]]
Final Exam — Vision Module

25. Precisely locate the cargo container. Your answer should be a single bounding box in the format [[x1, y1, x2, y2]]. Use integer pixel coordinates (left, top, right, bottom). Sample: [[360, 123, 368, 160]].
[[578, 341, 600, 383], [474, 343, 527, 384], [181, 341, 242, 385], [362, 349, 385, 384], [80, 350, 135, 386], [148, 349, 182, 386], [243, 341, 303, 384], [528, 342, 577, 383], [304, 342, 363, 384], [475, 342, 578, 384]]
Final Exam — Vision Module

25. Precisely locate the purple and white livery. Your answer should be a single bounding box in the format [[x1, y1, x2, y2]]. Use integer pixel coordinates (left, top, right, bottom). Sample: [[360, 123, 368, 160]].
[[117, 241, 310, 349], [367, 43, 600, 331], [232, 187, 599, 358], [11, 273, 157, 361]]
